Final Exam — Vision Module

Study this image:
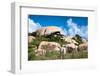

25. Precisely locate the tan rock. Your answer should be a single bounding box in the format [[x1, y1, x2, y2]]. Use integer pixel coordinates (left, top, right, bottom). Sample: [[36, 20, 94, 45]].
[[36, 26, 63, 36], [63, 36, 78, 44], [65, 43, 78, 52], [28, 36, 35, 43], [78, 42, 88, 51], [35, 41, 61, 55]]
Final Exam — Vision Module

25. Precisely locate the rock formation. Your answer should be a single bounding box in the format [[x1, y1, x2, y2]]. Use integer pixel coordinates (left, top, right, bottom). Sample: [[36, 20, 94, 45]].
[[35, 41, 61, 56], [35, 26, 63, 36], [78, 42, 88, 51], [28, 26, 88, 56]]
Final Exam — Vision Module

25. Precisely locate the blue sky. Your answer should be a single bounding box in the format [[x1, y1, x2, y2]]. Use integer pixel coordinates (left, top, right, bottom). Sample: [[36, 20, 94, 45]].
[[28, 15, 88, 39]]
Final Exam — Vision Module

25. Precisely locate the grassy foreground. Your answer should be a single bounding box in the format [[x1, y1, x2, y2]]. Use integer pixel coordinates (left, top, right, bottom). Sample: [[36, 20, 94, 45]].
[[28, 48, 88, 60]]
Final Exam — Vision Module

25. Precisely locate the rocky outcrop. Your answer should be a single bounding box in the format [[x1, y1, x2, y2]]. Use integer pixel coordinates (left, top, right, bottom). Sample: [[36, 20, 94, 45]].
[[35, 41, 61, 56], [28, 36, 36, 43], [62, 43, 78, 53], [36, 26, 63, 36], [63, 36, 78, 44], [78, 42, 88, 51], [28, 25, 88, 56]]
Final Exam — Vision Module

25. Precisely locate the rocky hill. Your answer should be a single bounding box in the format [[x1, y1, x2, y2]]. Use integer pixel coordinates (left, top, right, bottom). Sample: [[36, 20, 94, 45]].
[[29, 26, 64, 37], [28, 26, 88, 60]]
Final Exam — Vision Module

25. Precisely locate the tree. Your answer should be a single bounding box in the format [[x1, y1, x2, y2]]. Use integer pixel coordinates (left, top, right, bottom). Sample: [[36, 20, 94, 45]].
[[72, 34, 83, 45], [31, 32, 37, 37]]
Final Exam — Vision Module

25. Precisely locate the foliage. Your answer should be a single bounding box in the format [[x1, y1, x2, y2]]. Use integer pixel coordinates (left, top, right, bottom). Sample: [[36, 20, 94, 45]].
[[72, 34, 83, 45], [28, 48, 36, 60], [45, 51, 60, 59], [63, 50, 88, 59], [30, 33, 67, 47], [31, 32, 37, 37], [28, 49, 88, 60], [28, 32, 88, 60], [30, 39, 40, 48]]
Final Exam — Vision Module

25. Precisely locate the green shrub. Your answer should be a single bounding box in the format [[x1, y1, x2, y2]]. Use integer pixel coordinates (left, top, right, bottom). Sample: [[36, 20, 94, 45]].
[[28, 51, 36, 60], [46, 51, 58, 56]]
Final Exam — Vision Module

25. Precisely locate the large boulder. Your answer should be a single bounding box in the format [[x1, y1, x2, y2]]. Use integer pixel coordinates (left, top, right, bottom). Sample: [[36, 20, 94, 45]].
[[65, 43, 78, 53], [63, 36, 78, 45], [78, 42, 88, 51], [35, 41, 61, 56], [36, 26, 64, 36]]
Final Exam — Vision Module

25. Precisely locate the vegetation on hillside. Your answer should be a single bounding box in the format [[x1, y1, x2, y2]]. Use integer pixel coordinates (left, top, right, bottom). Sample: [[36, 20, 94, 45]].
[[28, 32, 88, 60]]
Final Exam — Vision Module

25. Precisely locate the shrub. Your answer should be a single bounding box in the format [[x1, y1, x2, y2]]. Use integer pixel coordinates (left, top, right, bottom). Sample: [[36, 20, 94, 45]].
[[28, 50, 36, 60], [72, 34, 83, 45]]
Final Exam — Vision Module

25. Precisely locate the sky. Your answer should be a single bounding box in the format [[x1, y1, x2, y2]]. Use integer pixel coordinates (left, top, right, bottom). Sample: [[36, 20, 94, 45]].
[[28, 15, 88, 39]]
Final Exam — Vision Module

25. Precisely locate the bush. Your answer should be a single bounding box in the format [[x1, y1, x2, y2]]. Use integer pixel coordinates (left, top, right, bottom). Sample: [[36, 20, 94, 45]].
[[72, 34, 83, 45], [70, 50, 88, 59], [28, 50, 36, 60], [45, 51, 60, 57]]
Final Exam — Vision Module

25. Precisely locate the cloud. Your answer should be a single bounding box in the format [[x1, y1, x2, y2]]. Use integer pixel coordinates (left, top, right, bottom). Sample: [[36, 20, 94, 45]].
[[67, 18, 88, 38], [80, 26, 88, 38], [61, 28, 67, 36], [28, 19, 41, 33]]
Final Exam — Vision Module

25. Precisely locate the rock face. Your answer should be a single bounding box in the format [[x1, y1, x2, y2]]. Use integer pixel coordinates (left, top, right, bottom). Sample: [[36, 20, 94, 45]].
[[63, 36, 78, 44], [78, 42, 88, 51], [28, 26, 88, 57], [36, 26, 63, 36], [35, 41, 61, 56], [66, 43, 78, 53], [28, 36, 36, 43]]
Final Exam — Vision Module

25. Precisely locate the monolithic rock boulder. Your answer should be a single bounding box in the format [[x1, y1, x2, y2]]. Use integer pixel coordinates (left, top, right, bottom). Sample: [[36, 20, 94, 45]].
[[65, 43, 78, 53], [78, 42, 88, 51], [36, 26, 63, 36], [63, 36, 78, 44], [35, 41, 61, 56]]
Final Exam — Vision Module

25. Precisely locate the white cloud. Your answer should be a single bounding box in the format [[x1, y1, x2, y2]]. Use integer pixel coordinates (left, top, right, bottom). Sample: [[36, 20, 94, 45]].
[[80, 26, 88, 38], [28, 19, 41, 33], [62, 28, 68, 36], [28, 18, 87, 38], [67, 18, 88, 38]]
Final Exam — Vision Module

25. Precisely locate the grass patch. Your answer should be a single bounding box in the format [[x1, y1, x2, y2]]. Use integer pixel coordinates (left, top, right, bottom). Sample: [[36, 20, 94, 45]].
[[28, 49, 88, 60]]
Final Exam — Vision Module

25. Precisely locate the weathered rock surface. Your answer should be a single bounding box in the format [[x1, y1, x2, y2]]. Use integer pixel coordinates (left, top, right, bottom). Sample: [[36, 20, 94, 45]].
[[63, 36, 78, 44], [78, 42, 88, 51], [35, 41, 61, 56], [36, 26, 63, 36], [28, 36, 36, 43]]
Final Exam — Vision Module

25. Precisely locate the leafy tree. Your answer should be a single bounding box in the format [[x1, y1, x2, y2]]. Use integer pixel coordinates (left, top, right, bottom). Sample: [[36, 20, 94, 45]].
[[28, 33, 32, 36], [31, 32, 37, 37], [72, 34, 83, 45]]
